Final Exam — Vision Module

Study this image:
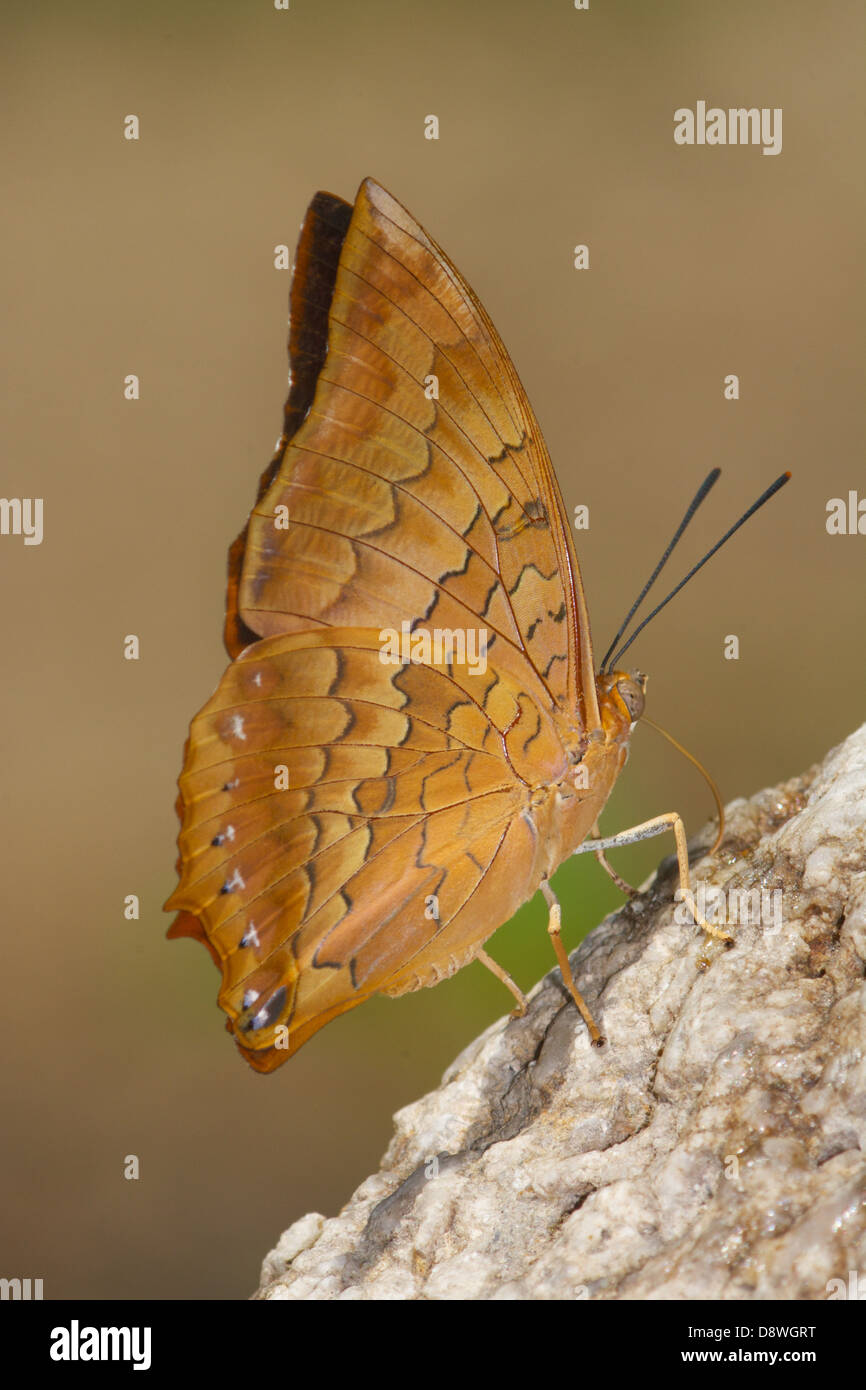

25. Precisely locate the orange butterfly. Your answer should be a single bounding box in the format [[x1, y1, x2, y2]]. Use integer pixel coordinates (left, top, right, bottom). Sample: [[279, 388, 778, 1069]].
[[165, 178, 788, 1071]]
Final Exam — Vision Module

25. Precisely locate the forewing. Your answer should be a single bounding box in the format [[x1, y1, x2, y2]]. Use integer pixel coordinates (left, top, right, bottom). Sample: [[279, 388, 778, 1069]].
[[234, 178, 591, 713]]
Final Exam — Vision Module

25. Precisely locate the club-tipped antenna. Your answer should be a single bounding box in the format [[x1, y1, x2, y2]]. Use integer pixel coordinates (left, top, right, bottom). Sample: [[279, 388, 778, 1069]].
[[606, 471, 791, 672], [599, 468, 721, 673]]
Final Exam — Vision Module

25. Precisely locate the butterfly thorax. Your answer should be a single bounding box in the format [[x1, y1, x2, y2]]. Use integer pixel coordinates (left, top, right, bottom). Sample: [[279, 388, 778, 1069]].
[[532, 670, 646, 881]]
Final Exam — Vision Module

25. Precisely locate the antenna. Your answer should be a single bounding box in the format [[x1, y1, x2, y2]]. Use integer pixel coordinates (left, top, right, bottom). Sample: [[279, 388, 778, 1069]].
[[604, 472, 791, 672], [599, 468, 721, 672]]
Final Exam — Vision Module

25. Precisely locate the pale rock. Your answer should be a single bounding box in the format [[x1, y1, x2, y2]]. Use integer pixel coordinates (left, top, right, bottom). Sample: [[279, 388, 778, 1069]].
[[257, 725, 866, 1301]]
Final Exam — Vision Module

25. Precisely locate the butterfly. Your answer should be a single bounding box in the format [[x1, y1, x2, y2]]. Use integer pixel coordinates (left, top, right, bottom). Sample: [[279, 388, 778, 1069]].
[[165, 178, 788, 1071]]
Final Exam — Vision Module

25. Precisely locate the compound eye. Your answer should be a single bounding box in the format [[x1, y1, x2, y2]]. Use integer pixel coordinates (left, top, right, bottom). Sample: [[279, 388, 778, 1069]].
[[617, 676, 645, 721]]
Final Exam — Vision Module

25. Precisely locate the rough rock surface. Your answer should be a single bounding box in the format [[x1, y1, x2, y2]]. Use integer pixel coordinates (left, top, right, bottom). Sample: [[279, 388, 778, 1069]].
[[257, 726, 866, 1300]]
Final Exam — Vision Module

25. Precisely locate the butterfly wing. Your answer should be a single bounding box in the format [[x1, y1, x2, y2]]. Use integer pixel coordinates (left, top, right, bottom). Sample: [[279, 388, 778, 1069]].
[[168, 179, 608, 1068], [166, 630, 571, 1071], [230, 178, 599, 724]]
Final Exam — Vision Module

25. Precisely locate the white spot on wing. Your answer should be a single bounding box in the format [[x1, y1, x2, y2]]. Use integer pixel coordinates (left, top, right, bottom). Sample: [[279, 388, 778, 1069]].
[[241, 922, 260, 949]]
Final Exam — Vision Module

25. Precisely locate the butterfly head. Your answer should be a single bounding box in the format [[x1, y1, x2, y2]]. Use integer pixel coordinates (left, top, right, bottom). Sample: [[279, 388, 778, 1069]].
[[596, 669, 646, 740]]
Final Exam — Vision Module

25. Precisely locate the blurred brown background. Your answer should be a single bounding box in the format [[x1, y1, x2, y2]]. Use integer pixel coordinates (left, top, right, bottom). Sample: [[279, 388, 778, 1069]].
[[1, 0, 863, 1299]]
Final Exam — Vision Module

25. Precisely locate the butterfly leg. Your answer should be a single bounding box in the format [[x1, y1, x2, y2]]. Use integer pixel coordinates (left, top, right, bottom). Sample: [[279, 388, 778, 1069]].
[[476, 947, 528, 1018], [540, 880, 604, 1046], [590, 819, 638, 896], [573, 811, 732, 945]]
